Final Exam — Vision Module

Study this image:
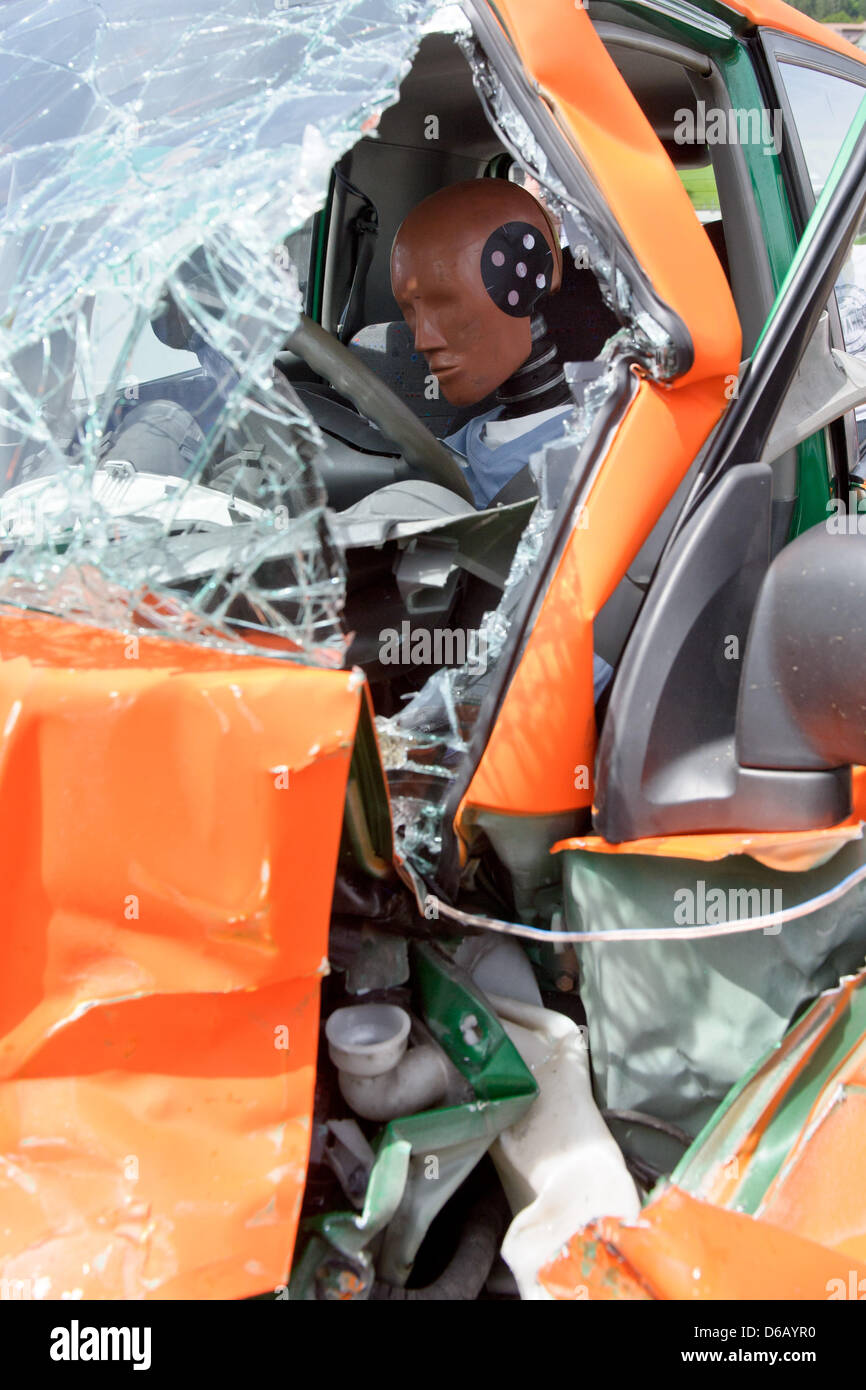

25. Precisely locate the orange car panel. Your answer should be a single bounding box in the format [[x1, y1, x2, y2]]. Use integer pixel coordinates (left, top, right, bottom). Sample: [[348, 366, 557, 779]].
[[731, 0, 866, 59], [540, 1185, 866, 1300], [460, 377, 738, 821], [757, 1035, 866, 1262], [552, 820, 864, 870], [0, 610, 361, 1299], [486, 0, 742, 391], [457, 1, 742, 830]]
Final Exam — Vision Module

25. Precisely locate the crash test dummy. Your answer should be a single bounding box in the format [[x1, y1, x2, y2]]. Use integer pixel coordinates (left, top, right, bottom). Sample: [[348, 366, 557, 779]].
[[390, 178, 581, 508], [391, 178, 612, 700]]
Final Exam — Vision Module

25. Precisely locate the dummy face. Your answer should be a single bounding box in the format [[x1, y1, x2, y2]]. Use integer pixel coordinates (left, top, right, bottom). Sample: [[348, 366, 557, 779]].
[[390, 181, 562, 408]]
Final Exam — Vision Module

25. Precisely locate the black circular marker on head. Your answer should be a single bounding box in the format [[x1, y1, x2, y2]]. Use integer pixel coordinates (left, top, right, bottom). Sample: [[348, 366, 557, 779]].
[[481, 220, 554, 317]]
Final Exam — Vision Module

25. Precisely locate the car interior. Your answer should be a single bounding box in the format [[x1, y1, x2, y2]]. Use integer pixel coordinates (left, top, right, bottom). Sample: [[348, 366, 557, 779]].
[[272, 24, 793, 709], [107, 21, 807, 716]]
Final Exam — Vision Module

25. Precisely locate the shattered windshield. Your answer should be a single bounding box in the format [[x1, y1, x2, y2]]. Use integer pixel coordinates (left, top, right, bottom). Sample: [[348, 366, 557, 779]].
[[0, 0, 663, 884], [0, 0, 450, 663]]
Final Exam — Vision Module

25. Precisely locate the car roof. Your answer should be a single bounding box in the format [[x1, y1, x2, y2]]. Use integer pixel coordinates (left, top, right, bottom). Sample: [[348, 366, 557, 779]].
[[692, 0, 866, 63]]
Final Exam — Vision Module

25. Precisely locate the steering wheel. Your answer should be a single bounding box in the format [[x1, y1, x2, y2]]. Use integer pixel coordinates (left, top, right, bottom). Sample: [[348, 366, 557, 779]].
[[280, 315, 474, 504]]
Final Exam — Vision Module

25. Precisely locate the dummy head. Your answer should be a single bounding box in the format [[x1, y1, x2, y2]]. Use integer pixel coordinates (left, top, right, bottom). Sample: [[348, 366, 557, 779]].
[[390, 180, 563, 407]]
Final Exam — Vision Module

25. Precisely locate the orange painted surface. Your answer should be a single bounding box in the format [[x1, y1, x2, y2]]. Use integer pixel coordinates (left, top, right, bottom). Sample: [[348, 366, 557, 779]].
[[729, 0, 866, 61], [760, 1089, 866, 1262], [460, 378, 736, 820], [455, 1, 742, 829], [490, 0, 742, 391], [458, 0, 863, 832], [757, 1034, 866, 1261], [0, 610, 361, 1298], [541, 1234, 653, 1301], [541, 1186, 866, 1300], [552, 820, 864, 869]]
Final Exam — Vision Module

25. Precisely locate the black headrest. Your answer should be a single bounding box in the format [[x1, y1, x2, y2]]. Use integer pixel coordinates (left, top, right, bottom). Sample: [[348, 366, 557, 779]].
[[542, 257, 621, 363]]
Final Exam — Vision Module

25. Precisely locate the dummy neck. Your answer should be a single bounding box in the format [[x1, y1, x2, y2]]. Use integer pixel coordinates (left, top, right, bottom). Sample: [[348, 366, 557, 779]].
[[495, 313, 571, 419]]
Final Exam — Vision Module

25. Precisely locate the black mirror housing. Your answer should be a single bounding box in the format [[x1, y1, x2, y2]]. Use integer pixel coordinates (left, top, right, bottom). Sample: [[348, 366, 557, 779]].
[[737, 520, 866, 771]]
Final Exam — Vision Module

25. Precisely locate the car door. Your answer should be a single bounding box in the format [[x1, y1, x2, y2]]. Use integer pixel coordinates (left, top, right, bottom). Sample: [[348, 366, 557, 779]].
[[593, 87, 866, 842], [762, 31, 866, 474]]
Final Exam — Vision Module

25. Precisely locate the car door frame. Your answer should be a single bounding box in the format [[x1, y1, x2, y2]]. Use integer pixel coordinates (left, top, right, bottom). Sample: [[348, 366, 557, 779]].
[[759, 30, 866, 482], [592, 94, 866, 842]]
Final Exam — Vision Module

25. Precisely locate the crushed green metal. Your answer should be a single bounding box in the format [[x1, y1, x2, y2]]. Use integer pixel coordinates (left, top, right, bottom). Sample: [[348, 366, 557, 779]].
[[562, 836, 866, 1171], [290, 942, 538, 1299], [671, 968, 866, 1213]]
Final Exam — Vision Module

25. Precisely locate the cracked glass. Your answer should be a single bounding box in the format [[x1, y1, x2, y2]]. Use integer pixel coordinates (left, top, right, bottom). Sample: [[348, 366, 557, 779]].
[[0, 0, 442, 663], [375, 40, 657, 876], [1, 0, 653, 883]]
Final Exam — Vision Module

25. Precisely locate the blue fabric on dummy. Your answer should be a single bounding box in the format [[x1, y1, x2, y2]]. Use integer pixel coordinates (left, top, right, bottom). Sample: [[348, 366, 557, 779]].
[[445, 406, 613, 702], [445, 406, 569, 508]]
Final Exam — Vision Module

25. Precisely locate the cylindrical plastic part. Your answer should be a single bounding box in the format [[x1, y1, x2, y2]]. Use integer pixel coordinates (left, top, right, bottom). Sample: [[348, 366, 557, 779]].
[[326, 1003, 411, 1078], [338, 1045, 449, 1123]]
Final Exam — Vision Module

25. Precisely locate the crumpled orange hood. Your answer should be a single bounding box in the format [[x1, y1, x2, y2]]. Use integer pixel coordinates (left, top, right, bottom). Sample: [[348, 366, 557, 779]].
[[0, 611, 362, 1299]]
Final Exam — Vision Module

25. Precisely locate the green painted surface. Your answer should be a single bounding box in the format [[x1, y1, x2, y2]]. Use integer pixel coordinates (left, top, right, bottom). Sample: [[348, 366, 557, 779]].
[[289, 942, 538, 1297], [679, 164, 721, 213], [672, 974, 866, 1213]]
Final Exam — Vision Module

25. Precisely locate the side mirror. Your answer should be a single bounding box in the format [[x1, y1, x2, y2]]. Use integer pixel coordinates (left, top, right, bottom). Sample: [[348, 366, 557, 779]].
[[760, 311, 866, 462], [737, 521, 866, 771]]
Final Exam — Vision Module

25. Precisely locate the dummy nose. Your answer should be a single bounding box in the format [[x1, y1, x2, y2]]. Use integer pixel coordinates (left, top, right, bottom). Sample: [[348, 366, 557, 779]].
[[411, 307, 448, 356]]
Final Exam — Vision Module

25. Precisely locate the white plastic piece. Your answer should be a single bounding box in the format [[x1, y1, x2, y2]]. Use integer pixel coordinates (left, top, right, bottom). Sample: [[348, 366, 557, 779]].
[[325, 1003, 410, 1077], [487, 993, 641, 1301], [326, 1003, 448, 1122], [458, 936, 543, 1007], [337, 1043, 449, 1123]]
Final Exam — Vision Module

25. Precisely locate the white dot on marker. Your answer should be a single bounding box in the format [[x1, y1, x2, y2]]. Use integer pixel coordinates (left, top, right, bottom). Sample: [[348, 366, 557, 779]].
[[492, 249, 505, 267], [507, 289, 519, 306], [523, 233, 535, 249], [536, 273, 546, 289], [516, 261, 527, 277]]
